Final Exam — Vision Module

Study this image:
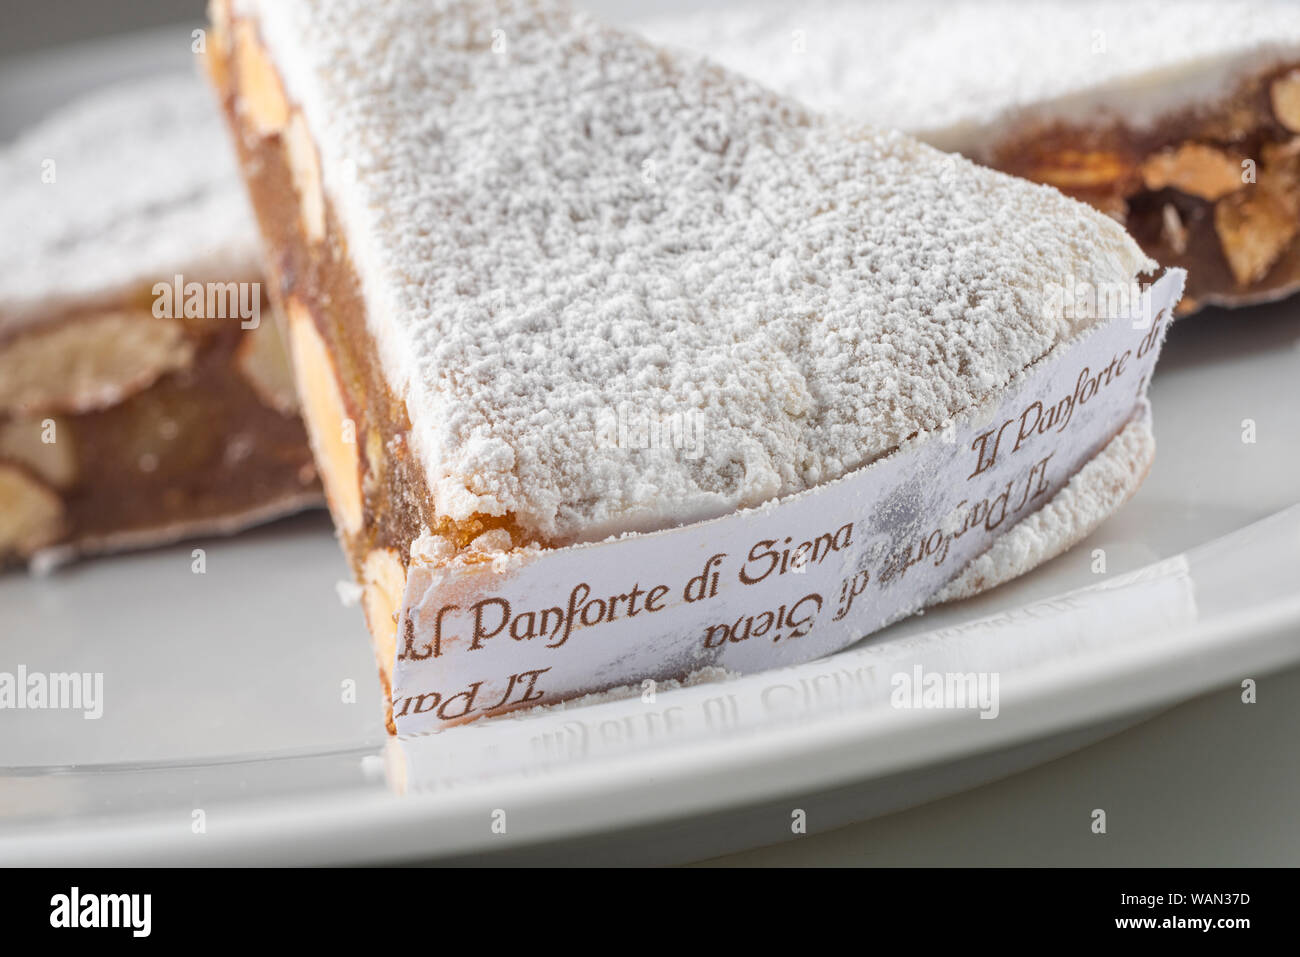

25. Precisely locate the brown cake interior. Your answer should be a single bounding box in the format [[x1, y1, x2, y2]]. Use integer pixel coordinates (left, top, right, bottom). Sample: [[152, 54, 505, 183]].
[[0, 287, 320, 566], [210, 33, 528, 558], [989, 64, 1300, 313], [208, 9, 533, 726]]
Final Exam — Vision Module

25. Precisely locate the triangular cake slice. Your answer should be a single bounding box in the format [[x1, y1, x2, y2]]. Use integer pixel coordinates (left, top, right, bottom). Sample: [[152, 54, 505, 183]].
[[206, 0, 1180, 730], [0, 74, 319, 568], [637, 0, 1300, 312]]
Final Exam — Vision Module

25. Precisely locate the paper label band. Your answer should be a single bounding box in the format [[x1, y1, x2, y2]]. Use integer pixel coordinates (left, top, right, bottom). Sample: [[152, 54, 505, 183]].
[[392, 271, 1184, 733], [387, 553, 1198, 791]]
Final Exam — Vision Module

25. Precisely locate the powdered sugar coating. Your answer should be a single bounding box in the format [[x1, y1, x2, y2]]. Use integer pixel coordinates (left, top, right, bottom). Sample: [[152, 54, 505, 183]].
[[240, 0, 1154, 544], [0, 71, 260, 334], [635, 0, 1300, 153]]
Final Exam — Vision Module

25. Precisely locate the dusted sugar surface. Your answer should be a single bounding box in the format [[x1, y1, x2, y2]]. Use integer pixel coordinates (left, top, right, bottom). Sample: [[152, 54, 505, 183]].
[[0, 72, 259, 332], [240, 0, 1154, 543], [637, 0, 1300, 151]]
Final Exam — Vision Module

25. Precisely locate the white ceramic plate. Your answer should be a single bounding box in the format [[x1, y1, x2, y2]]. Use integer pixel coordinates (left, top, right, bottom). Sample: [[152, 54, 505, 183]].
[[1, 22, 1298, 866]]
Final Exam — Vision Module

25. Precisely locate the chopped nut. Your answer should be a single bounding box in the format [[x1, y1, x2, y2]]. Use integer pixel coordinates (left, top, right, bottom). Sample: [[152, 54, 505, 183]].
[[0, 416, 76, 488], [363, 426, 385, 498], [285, 111, 326, 242], [0, 464, 66, 557], [1027, 150, 1132, 190], [362, 548, 407, 685], [235, 316, 299, 415], [1270, 69, 1300, 133], [233, 19, 289, 136], [209, 0, 232, 41], [1215, 187, 1300, 285], [468, 528, 513, 555], [1260, 137, 1300, 212], [410, 531, 456, 566], [1262, 135, 1300, 166], [285, 297, 363, 534], [1198, 102, 1268, 144], [1161, 203, 1189, 255], [1141, 143, 1245, 201], [0, 312, 193, 416], [203, 0, 233, 90]]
